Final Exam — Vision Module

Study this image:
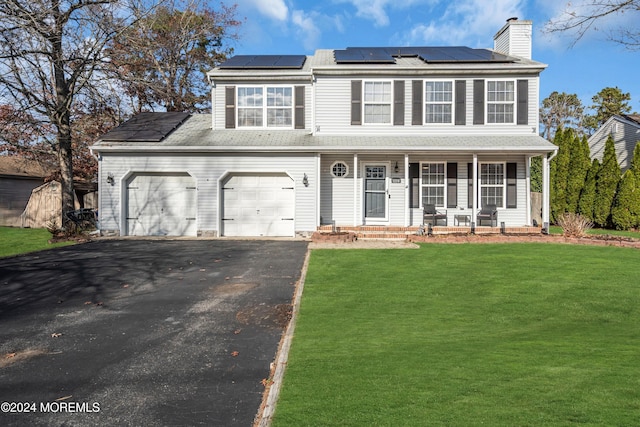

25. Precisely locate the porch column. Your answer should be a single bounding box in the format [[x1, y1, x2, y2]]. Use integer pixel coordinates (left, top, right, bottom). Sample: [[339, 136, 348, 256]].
[[472, 154, 478, 220], [316, 153, 321, 227], [542, 154, 550, 229], [404, 153, 409, 227], [353, 153, 359, 226], [525, 155, 531, 226]]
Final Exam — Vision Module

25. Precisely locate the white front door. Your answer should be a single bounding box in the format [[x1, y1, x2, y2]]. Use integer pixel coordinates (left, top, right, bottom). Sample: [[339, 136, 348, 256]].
[[363, 165, 388, 222]]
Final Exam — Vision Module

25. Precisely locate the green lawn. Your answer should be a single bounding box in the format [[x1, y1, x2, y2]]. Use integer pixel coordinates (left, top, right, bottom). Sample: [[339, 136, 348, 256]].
[[0, 226, 74, 258], [273, 244, 640, 426]]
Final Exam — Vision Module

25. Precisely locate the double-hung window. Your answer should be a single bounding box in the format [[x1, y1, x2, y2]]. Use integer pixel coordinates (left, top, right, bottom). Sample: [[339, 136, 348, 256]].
[[425, 81, 453, 124], [487, 80, 515, 123], [237, 86, 293, 128], [363, 81, 392, 124], [421, 163, 445, 207], [480, 163, 505, 207]]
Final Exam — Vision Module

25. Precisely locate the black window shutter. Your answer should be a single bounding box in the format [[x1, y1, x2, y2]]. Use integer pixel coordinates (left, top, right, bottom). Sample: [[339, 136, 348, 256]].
[[412, 80, 423, 125], [506, 162, 517, 208], [455, 80, 466, 125], [473, 80, 484, 125], [351, 80, 362, 125], [295, 86, 305, 129], [447, 163, 458, 208], [517, 80, 528, 125], [467, 163, 474, 208], [394, 80, 405, 126], [225, 86, 235, 129], [409, 163, 420, 208]]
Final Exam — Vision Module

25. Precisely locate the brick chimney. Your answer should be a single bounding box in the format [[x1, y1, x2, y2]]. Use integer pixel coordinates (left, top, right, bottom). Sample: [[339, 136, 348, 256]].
[[493, 17, 532, 59]]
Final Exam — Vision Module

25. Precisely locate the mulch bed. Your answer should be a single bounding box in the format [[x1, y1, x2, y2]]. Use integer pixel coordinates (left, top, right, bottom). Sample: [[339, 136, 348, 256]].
[[408, 233, 640, 248]]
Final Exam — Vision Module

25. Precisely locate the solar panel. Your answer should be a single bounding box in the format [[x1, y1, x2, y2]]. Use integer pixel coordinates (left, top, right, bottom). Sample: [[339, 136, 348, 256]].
[[334, 46, 514, 64], [334, 48, 396, 63], [219, 55, 306, 69], [100, 112, 190, 142]]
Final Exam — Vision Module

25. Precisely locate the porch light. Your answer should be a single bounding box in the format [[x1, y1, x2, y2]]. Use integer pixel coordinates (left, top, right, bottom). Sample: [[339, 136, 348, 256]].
[[303, 173, 309, 187], [394, 161, 399, 173], [106, 173, 115, 185]]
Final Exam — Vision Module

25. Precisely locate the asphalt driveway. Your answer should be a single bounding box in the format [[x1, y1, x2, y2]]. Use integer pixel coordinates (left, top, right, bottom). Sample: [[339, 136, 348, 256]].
[[0, 239, 308, 426]]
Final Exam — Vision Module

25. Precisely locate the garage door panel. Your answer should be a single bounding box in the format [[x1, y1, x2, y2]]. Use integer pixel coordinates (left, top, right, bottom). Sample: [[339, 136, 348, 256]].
[[222, 174, 294, 237], [126, 174, 196, 236]]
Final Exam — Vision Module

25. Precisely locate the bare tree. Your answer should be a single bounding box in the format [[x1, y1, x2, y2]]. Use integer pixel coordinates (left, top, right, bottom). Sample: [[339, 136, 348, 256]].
[[543, 1, 640, 49], [108, 0, 241, 113], [540, 92, 585, 140], [0, 0, 133, 225]]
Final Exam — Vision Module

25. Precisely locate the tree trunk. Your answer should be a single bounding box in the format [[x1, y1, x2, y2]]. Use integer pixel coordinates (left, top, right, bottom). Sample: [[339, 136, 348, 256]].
[[58, 126, 76, 227]]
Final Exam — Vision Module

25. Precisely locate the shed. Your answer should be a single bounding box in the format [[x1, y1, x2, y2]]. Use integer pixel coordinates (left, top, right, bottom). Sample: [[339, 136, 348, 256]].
[[0, 156, 49, 226]]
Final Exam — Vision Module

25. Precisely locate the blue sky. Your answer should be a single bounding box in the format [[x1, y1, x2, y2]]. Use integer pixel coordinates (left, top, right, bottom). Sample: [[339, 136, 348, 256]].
[[229, 0, 640, 114]]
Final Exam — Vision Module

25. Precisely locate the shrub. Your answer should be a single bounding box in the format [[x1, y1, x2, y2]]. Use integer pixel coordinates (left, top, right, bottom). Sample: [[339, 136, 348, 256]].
[[557, 213, 594, 237]]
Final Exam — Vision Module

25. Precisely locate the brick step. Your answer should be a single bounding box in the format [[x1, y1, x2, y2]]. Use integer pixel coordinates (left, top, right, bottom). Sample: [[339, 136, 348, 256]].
[[356, 233, 409, 240], [316, 225, 542, 239]]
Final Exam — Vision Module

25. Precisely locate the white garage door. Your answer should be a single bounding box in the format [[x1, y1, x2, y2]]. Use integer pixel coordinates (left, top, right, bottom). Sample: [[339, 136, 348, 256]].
[[222, 174, 295, 237], [126, 173, 197, 236]]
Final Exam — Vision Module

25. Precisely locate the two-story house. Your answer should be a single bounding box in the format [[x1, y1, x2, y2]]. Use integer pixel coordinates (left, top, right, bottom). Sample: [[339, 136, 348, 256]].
[[92, 18, 557, 237], [588, 114, 640, 172]]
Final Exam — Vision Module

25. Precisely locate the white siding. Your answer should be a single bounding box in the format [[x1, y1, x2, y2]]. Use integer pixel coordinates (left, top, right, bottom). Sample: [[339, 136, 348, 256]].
[[320, 153, 530, 227], [99, 153, 317, 236], [493, 20, 532, 59], [314, 76, 541, 136], [320, 155, 356, 225], [314, 77, 353, 134], [589, 117, 640, 172], [508, 24, 532, 59], [211, 82, 313, 131], [528, 76, 540, 130]]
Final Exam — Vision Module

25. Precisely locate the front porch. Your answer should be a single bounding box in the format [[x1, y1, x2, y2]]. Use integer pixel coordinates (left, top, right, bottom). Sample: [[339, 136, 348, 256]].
[[314, 224, 543, 241]]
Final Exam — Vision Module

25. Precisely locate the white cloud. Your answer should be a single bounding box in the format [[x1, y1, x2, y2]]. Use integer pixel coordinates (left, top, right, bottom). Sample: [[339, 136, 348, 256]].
[[240, 0, 289, 22], [399, 0, 525, 46], [335, 0, 433, 27], [292, 10, 322, 50]]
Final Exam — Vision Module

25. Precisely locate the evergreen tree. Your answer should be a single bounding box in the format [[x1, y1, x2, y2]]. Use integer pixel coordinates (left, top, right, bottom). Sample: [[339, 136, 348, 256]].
[[611, 170, 637, 230], [550, 128, 570, 222], [628, 144, 640, 227], [530, 156, 542, 193], [578, 159, 600, 221], [593, 136, 621, 227], [583, 87, 632, 134], [566, 132, 590, 213]]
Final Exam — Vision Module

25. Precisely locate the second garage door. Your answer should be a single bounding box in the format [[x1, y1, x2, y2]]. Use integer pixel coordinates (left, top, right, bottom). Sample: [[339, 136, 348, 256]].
[[222, 174, 295, 237]]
